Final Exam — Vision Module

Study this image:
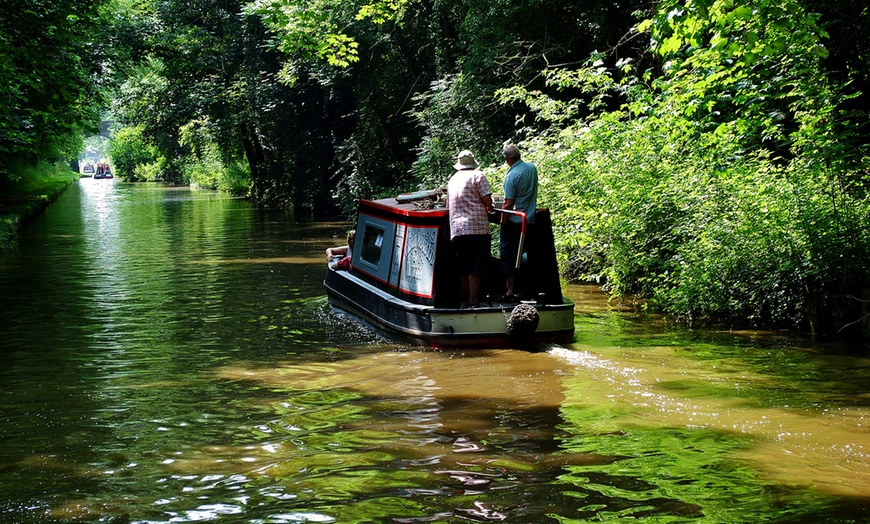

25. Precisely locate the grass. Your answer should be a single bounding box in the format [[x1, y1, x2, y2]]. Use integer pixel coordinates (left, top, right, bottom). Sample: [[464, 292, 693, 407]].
[[0, 162, 80, 249]]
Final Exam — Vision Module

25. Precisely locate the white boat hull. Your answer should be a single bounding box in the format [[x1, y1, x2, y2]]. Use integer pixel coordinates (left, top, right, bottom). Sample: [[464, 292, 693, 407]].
[[325, 268, 574, 349]]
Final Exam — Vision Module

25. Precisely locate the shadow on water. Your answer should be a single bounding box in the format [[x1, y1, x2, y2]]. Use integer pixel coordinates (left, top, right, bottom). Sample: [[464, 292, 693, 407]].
[[0, 181, 868, 523]]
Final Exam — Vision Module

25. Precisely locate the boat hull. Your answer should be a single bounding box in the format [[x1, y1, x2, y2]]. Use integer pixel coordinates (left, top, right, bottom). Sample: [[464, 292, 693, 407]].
[[325, 268, 574, 349]]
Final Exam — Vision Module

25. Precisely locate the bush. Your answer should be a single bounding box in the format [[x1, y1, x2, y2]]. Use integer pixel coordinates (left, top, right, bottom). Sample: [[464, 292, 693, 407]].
[[133, 162, 162, 182], [500, 16, 870, 332], [110, 125, 160, 181]]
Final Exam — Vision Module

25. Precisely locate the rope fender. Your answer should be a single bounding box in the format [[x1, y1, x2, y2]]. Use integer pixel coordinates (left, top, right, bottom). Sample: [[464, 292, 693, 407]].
[[506, 303, 539, 342]]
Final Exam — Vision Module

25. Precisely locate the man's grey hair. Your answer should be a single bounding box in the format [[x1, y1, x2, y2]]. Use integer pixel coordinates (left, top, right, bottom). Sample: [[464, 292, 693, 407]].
[[503, 144, 521, 160]]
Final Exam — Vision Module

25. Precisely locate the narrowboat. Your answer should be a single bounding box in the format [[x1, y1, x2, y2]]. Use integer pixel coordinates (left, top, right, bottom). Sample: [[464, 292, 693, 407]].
[[323, 189, 575, 349]]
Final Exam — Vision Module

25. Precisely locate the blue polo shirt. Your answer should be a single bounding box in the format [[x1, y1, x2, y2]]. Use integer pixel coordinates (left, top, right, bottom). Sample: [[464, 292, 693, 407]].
[[504, 160, 538, 224]]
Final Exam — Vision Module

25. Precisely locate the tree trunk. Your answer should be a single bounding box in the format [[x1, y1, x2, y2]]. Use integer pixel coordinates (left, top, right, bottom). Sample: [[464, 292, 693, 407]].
[[239, 121, 265, 199]]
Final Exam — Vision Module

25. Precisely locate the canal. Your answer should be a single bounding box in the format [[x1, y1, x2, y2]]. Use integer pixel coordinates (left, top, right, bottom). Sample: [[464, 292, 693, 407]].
[[0, 179, 868, 523]]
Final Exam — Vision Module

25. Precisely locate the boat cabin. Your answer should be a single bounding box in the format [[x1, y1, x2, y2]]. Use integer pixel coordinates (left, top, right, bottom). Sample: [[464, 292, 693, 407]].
[[350, 195, 563, 308]]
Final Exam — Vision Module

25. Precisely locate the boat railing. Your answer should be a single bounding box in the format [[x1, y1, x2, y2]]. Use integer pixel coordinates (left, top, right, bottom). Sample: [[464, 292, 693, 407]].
[[493, 208, 526, 270]]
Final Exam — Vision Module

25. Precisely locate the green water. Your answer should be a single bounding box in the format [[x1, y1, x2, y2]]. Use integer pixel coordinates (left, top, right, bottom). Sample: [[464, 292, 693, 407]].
[[0, 180, 867, 523]]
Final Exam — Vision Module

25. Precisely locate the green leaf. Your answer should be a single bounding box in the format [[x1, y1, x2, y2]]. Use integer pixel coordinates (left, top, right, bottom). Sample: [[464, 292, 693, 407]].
[[732, 6, 753, 21], [636, 19, 653, 33]]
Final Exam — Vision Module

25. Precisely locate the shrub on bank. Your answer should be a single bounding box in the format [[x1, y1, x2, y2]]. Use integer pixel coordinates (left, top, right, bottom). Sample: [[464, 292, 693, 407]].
[[110, 125, 160, 181], [0, 162, 78, 249], [498, 0, 870, 335], [518, 108, 870, 334]]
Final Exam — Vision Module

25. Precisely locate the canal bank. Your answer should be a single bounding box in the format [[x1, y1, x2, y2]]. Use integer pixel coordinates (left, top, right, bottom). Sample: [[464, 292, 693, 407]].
[[0, 163, 79, 249]]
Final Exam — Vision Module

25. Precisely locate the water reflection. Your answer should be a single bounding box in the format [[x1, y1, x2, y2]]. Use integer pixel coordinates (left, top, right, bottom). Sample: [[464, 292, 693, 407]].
[[0, 181, 868, 522], [210, 347, 603, 522], [551, 345, 870, 498]]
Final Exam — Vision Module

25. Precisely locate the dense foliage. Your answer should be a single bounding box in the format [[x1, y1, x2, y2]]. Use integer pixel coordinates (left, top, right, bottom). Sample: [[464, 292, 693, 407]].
[[0, 0, 109, 184], [502, 0, 870, 334], [103, 0, 646, 213], [3, 0, 869, 335]]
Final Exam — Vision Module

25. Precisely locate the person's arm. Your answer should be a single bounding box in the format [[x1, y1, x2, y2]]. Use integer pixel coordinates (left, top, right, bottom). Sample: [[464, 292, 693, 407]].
[[326, 245, 349, 262], [482, 193, 494, 214], [501, 197, 515, 224], [502, 172, 516, 224]]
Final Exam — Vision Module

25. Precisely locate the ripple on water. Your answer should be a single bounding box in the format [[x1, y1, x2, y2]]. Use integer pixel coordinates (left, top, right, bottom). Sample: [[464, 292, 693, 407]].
[[1, 183, 869, 523]]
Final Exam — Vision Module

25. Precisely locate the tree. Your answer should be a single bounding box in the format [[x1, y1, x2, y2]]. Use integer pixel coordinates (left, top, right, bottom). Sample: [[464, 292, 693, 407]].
[[110, 125, 160, 181], [0, 0, 109, 183]]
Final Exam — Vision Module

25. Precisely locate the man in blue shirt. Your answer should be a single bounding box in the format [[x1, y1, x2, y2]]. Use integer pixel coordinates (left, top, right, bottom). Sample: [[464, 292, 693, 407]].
[[498, 144, 538, 302]]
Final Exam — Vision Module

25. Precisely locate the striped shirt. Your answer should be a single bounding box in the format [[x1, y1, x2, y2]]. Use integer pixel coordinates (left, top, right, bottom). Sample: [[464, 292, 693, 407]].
[[447, 169, 492, 239]]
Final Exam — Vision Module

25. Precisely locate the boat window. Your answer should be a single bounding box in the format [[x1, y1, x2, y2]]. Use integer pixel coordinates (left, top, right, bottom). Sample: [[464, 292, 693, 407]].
[[360, 224, 385, 266]]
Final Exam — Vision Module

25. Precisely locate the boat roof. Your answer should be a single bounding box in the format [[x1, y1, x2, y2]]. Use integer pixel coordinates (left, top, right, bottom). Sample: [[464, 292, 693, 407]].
[[360, 196, 448, 219]]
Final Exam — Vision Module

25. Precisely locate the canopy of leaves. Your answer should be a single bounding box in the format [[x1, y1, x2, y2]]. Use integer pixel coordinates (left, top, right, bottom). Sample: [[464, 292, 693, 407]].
[[0, 0, 109, 182]]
